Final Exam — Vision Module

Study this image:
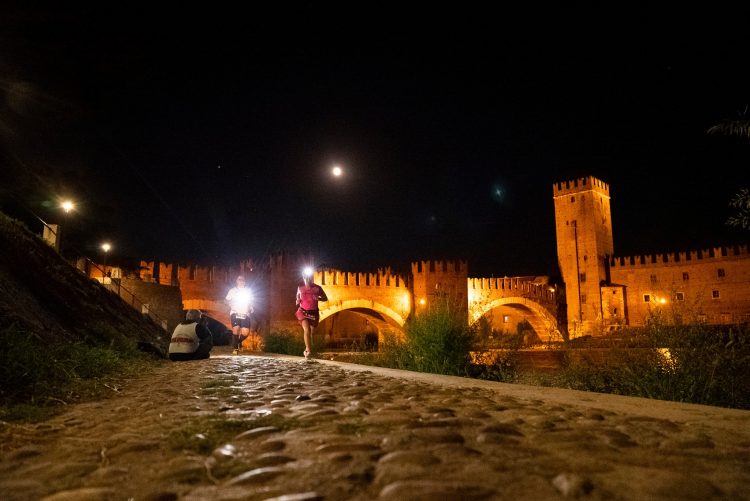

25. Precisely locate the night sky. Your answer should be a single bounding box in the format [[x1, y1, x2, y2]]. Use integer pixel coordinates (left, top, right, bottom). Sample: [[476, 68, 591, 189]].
[[2, 5, 749, 278]]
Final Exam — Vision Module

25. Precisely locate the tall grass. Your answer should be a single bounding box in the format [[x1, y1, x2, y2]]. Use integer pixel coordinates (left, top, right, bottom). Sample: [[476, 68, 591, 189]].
[[539, 321, 750, 409], [372, 309, 750, 409], [262, 328, 307, 356], [379, 299, 474, 376], [0, 322, 159, 421]]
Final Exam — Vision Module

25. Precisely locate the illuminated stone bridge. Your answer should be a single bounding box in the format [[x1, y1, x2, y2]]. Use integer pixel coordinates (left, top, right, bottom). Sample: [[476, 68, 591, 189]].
[[267, 256, 563, 345], [467, 276, 562, 342], [140, 255, 563, 346]]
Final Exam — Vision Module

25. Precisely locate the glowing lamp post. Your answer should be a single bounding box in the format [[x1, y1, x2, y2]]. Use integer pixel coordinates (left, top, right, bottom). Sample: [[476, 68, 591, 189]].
[[101, 242, 111, 281], [43, 199, 76, 253], [59, 200, 75, 255], [61, 200, 75, 213]]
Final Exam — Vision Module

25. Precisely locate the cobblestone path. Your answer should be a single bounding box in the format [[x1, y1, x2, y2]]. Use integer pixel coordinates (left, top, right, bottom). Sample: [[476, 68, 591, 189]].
[[1, 348, 749, 500]]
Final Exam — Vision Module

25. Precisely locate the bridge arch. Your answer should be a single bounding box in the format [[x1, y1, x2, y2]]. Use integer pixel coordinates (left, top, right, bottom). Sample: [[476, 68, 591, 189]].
[[321, 299, 407, 327], [317, 299, 407, 349], [470, 296, 561, 342]]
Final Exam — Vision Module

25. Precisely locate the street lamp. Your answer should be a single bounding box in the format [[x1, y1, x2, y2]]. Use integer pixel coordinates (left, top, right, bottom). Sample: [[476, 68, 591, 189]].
[[331, 165, 343, 177], [59, 199, 75, 256], [101, 242, 111, 281], [61, 200, 75, 213]]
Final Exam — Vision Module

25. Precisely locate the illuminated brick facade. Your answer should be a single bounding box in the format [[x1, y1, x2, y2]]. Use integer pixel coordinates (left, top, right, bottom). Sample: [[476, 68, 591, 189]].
[[554, 176, 750, 337]]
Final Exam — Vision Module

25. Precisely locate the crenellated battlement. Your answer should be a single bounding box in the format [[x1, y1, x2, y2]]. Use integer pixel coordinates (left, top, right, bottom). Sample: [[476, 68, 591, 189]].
[[609, 245, 750, 268], [139, 259, 258, 286], [316, 268, 408, 288], [552, 175, 610, 197], [468, 276, 556, 301], [411, 259, 468, 275]]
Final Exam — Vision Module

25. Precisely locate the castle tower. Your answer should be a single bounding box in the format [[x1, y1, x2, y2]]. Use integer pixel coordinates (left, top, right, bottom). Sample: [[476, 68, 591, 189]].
[[410, 260, 468, 321], [553, 176, 613, 337]]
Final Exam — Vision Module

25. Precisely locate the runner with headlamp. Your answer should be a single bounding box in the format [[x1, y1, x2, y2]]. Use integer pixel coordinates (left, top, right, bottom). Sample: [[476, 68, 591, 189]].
[[295, 267, 328, 359], [225, 275, 255, 354]]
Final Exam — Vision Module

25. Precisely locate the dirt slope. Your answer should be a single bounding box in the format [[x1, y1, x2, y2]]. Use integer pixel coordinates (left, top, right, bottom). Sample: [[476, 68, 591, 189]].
[[0, 212, 168, 354]]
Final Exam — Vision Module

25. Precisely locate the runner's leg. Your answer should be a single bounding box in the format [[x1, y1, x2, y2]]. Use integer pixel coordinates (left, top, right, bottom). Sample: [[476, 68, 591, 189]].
[[302, 319, 312, 357]]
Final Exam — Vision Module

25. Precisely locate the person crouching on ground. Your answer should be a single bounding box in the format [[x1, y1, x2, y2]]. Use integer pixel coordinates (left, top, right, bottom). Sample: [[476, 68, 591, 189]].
[[169, 309, 213, 361]]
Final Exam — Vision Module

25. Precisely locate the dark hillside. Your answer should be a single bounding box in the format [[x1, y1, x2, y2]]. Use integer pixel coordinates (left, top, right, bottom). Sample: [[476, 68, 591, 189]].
[[0, 211, 169, 354]]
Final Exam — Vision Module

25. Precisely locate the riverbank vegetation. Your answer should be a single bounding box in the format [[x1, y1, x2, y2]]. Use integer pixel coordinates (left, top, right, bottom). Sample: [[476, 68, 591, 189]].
[[0, 322, 162, 422], [266, 302, 750, 410]]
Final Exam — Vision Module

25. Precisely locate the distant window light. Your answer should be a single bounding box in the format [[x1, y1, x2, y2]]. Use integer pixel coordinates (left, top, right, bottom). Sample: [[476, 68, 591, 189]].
[[718, 268, 725, 278], [712, 290, 720, 299], [675, 292, 685, 301], [643, 294, 651, 303], [682, 272, 689, 281], [503, 315, 510, 323], [650, 274, 657, 284]]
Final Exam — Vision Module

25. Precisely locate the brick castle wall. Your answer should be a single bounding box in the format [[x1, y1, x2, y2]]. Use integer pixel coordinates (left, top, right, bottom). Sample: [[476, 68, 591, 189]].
[[609, 246, 750, 326], [553, 175, 750, 336]]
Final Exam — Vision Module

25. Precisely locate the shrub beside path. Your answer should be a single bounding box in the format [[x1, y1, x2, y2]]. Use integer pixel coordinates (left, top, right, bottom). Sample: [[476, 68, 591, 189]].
[[1, 346, 749, 500]]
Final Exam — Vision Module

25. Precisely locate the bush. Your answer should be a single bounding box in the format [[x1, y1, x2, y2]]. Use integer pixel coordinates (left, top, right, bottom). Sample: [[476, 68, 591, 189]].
[[379, 298, 474, 376], [467, 349, 523, 383], [263, 329, 306, 355]]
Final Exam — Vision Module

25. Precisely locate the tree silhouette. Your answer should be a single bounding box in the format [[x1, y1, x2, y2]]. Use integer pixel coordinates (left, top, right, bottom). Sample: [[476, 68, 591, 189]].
[[708, 108, 750, 230]]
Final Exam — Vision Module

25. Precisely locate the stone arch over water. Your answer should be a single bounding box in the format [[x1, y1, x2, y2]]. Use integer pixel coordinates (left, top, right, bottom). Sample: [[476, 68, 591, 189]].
[[318, 299, 407, 349], [470, 296, 562, 343]]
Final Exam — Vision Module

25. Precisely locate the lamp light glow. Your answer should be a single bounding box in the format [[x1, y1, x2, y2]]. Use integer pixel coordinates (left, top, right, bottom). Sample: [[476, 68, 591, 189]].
[[231, 288, 253, 312]]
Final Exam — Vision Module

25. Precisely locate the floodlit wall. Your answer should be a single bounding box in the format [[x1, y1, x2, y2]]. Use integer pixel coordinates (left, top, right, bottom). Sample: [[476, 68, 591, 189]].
[[609, 246, 750, 326]]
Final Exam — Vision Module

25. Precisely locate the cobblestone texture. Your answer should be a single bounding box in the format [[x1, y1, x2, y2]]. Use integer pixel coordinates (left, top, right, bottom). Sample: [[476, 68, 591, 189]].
[[1, 346, 749, 500]]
